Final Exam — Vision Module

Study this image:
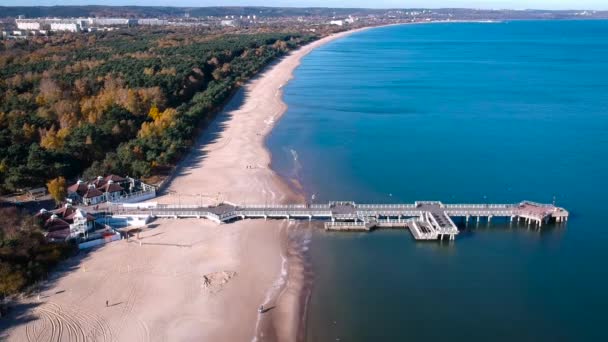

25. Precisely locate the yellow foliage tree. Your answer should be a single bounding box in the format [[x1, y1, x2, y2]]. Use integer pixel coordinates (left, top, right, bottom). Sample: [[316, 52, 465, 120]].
[[40, 126, 65, 150], [138, 108, 177, 139], [47, 177, 67, 205], [148, 104, 161, 121]]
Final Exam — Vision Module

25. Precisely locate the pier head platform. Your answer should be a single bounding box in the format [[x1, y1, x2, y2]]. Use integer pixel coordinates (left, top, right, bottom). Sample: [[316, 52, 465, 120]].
[[107, 200, 569, 242]]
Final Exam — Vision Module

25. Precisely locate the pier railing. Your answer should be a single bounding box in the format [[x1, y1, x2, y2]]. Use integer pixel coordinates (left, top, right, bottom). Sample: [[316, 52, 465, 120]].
[[445, 209, 516, 216], [357, 204, 416, 209], [444, 204, 514, 209], [356, 210, 421, 217], [241, 204, 308, 209]]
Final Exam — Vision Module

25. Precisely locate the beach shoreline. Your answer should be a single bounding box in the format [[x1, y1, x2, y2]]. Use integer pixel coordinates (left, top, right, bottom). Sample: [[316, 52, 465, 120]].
[[1, 25, 377, 342], [155, 26, 377, 341], [237, 27, 379, 342]]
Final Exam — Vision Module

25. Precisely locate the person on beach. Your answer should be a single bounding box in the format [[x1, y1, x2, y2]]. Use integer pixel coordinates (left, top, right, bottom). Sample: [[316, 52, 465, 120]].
[[106, 300, 109, 307]]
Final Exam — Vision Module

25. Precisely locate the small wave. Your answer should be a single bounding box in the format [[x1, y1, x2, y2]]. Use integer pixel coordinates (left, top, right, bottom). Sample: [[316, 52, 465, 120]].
[[287, 148, 303, 181], [290, 148, 298, 161], [252, 225, 290, 342]]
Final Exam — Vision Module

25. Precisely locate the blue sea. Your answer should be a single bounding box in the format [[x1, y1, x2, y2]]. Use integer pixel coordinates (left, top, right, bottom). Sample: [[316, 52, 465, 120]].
[[267, 21, 608, 341]]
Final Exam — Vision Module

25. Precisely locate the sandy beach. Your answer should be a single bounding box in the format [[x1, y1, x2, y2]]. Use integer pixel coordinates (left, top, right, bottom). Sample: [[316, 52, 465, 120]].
[[160, 27, 371, 207], [2, 28, 367, 342]]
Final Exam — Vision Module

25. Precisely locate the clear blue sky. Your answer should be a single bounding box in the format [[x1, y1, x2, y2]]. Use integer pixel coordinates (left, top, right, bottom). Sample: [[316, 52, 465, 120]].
[[3, 1, 607, 11]]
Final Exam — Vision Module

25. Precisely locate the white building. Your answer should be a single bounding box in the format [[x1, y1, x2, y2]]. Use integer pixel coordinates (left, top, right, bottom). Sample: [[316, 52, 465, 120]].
[[16, 19, 41, 30], [69, 209, 95, 238], [137, 18, 168, 26], [90, 18, 134, 26], [50, 22, 81, 32], [330, 20, 344, 26]]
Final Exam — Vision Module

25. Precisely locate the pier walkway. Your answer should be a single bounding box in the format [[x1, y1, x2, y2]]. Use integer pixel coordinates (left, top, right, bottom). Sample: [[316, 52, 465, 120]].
[[108, 200, 568, 241]]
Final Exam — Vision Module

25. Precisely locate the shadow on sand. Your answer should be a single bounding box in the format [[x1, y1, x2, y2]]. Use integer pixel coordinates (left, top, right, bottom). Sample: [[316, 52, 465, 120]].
[[0, 245, 112, 337], [157, 55, 289, 195]]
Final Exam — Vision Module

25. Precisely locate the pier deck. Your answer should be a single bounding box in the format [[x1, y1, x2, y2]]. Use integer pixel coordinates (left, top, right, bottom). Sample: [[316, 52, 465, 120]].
[[108, 200, 568, 242]]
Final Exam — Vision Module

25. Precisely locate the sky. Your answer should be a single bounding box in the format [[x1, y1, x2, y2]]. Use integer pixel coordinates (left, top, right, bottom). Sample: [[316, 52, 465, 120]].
[[1, 1, 607, 11]]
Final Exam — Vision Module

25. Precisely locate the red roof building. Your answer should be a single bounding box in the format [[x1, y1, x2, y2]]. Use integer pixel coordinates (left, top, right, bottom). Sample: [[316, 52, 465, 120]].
[[83, 185, 105, 205], [67, 180, 88, 198], [65, 174, 153, 205], [44, 215, 70, 232], [46, 228, 71, 241], [90, 176, 106, 188]]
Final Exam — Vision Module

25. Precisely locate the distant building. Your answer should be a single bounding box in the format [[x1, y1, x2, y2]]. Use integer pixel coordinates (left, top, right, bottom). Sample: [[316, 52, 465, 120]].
[[90, 18, 134, 26], [14, 17, 167, 35], [1, 30, 27, 40], [221, 20, 236, 27], [15, 19, 41, 31], [329, 20, 344, 26], [50, 22, 81, 32], [137, 18, 168, 26]]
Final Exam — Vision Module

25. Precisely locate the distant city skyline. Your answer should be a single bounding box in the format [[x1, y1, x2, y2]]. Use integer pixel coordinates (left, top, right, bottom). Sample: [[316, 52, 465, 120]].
[[3, 1, 608, 11]]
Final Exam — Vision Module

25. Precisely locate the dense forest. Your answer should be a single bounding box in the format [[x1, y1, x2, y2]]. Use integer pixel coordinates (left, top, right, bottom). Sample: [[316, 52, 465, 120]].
[[0, 28, 316, 193]]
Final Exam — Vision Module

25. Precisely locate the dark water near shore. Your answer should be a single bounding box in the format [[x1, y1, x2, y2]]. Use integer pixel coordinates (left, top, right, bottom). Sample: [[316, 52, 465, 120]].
[[268, 21, 608, 341]]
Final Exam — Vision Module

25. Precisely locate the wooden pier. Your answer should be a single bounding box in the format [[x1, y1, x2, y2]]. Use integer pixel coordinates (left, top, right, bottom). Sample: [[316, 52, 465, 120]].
[[108, 200, 568, 242]]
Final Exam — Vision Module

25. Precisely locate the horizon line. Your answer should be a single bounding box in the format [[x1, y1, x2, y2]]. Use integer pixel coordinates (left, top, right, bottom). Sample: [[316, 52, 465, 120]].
[[0, 5, 605, 12]]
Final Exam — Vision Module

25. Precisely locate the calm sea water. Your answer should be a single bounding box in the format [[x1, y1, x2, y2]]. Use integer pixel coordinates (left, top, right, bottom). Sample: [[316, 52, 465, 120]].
[[268, 21, 608, 341]]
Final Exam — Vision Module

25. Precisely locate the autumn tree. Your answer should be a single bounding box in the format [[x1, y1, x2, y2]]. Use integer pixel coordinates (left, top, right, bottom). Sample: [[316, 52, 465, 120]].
[[148, 104, 161, 121], [47, 176, 67, 205], [0, 30, 314, 192], [37, 78, 62, 104]]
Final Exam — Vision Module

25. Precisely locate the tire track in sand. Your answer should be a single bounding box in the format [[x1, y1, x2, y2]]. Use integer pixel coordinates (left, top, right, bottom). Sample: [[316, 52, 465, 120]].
[[23, 301, 114, 342]]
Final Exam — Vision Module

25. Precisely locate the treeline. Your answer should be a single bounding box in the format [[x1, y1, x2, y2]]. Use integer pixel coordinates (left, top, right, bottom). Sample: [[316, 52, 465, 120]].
[[0, 28, 316, 192], [0, 207, 74, 296]]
